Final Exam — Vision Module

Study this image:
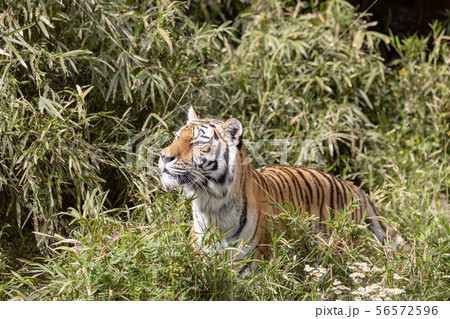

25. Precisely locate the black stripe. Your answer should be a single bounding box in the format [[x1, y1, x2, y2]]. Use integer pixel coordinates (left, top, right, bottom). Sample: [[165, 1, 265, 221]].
[[213, 144, 228, 184], [223, 144, 229, 165], [287, 168, 306, 210], [303, 169, 322, 223], [265, 173, 281, 200], [257, 169, 271, 190], [305, 169, 325, 221], [312, 169, 336, 212], [209, 160, 218, 170], [214, 171, 227, 184], [335, 178, 349, 207], [336, 178, 347, 209], [350, 185, 363, 221], [346, 186, 356, 219], [237, 138, 243, 149], [263, 176, 278, 199], [334, 177, 344, 211], [252, 170, 263, 187], [255, 169, 272, 196], [279, 167, 302, 209], [330, 175, 341, 211], [266, 173, 283, 203], [292, 168, 313, 212], [281, 170, 298, 207], [233, 192, 248, 237], [325, 174, 337, 212], [271, 170, 292, 204]]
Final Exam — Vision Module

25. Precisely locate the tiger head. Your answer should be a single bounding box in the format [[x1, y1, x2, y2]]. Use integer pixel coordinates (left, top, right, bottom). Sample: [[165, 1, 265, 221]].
[[159, 106, 246, 198]]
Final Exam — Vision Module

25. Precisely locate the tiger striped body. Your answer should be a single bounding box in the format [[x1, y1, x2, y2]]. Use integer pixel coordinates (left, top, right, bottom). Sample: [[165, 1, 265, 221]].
[[251, 165, 407, 254], [159, 107, 411, 262]]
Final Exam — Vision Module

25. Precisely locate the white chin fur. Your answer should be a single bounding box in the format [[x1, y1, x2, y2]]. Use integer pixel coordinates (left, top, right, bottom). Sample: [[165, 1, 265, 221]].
[[160, 172, 180, 190]]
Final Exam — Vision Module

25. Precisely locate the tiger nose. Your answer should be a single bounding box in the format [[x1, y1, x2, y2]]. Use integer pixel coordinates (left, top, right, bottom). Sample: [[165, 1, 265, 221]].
[[160, 151, 175, 164]]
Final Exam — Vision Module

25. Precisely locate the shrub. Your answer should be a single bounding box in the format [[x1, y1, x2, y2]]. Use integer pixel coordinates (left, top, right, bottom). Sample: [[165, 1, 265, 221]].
[[0, 0, 448, 301]]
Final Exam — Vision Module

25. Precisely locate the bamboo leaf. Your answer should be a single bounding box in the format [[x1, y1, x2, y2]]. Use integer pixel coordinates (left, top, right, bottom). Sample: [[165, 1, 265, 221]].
[[157, 27, 173, 55], [358, 89, 373, 109], [4, 39, 27, 69], [4, 22, 35, 37], [39, 97, 64, 119], [37, 20, 49, 38], [61, 50, 92, 57]]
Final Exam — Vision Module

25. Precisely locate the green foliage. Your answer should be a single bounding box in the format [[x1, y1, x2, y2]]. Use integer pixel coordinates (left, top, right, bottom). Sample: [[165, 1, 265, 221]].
[[0, 0, 448, 300]]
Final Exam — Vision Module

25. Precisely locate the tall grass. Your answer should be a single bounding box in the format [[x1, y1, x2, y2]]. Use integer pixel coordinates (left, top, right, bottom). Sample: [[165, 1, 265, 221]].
[[0, 0, 448, 300]]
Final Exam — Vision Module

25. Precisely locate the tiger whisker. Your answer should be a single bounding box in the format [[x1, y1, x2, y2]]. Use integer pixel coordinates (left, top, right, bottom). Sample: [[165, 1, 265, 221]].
[[188, 170, 209, 193]]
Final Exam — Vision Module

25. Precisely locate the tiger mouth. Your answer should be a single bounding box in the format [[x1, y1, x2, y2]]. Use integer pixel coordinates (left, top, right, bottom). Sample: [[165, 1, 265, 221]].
[[163, 169, 191, 185]]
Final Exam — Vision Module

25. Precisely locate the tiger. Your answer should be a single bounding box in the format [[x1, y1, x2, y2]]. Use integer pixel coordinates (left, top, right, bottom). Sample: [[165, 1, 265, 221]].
[[159, 106, 411, 266]]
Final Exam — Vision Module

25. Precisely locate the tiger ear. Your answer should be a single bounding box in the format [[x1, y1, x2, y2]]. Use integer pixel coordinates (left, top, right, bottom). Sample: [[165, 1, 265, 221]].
[[188, 105, 203, 121], [223, 118, 243, 145]]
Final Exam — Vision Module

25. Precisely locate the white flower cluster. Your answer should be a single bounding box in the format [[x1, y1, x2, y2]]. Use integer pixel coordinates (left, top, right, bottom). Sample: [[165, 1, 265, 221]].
[[304, 262, 408, 301], [350, 284, 405, 301], [304, 264, 328, 282], [348, 262, 370, 284], [329, 262, 408, 301], [330, 279, 351, 295]]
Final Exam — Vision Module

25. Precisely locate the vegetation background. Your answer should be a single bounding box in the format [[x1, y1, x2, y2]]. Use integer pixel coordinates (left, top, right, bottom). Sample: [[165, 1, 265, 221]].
[[0, 0, 448, 301]]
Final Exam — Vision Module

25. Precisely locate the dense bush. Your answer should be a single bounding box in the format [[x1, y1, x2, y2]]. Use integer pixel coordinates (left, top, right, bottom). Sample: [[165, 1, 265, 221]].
[[0, 0, 448, 300]]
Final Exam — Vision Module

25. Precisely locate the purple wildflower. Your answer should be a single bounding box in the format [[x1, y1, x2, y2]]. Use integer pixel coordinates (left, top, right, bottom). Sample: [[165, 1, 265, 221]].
[[173, 216, 179, 225], [164, 294, 169, 299], [178, 297, 182, 301], [113, 232, 118, 238]]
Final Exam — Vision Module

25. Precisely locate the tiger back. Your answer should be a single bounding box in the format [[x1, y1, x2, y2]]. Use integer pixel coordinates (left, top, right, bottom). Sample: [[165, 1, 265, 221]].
[[158, 106, 411, 261]]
